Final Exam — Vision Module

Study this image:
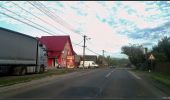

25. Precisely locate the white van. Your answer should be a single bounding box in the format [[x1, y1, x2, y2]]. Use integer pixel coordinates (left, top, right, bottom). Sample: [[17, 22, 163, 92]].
[[79, 61, 99, 68]]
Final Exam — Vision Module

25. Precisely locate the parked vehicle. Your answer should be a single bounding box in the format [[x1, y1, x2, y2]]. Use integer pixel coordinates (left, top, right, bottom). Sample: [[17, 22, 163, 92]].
[[109, 66, 116, 68], [0, 27, 47, 75], [79, 61, 99, 68]]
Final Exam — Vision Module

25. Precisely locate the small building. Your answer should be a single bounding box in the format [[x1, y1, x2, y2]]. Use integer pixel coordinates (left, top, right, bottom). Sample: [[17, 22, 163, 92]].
[[39, 36, 75, 68], [84, 55, 98, 63]]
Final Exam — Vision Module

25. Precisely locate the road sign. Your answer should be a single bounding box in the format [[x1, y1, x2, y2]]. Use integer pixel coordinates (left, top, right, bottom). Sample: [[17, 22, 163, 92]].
[[149, 54, 155, 60]]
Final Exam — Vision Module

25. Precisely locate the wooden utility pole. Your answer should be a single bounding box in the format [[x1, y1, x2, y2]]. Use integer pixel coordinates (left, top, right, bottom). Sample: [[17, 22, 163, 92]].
[[102, 50, 105, 57], [82, 35, 87, 69], [102, 50, 105, 67]]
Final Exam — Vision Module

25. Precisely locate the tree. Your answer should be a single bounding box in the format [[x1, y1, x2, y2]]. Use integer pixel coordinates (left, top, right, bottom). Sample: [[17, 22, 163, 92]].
[[152, 36, 170, 62], [121, 44, 146, 69]]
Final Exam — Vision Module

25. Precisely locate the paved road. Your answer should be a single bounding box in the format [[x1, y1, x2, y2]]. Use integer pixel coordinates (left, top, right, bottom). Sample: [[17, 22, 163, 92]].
[[0, 68, 168, 99]]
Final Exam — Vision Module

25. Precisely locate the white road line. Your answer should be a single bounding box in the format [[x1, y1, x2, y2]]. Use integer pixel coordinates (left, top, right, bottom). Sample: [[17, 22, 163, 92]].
[[105, 73, 111, 78], [128, 71, 141, 80], [162, 97, 170, 99], [105, 70, 114, 78]]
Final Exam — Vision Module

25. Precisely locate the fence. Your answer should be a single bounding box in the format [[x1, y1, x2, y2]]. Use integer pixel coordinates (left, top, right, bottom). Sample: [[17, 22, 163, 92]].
[[155, 62, 170, 74]]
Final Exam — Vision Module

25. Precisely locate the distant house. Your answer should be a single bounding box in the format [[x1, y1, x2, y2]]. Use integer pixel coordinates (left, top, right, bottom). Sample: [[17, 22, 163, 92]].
[[83, 55, 97, 63], [39, 36, 75, 68]]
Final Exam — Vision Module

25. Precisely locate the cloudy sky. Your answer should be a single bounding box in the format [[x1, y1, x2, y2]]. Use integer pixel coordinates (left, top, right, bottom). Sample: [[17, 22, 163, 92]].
[[0, 1, 170, 58]]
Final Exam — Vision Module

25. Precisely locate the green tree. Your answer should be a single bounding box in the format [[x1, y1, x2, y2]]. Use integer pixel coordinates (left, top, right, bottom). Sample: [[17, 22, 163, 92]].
[[121, 44, 145, 69], [152, 36, 170, 62]]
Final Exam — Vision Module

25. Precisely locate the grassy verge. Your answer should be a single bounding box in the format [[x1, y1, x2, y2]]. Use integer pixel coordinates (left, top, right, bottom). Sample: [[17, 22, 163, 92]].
[[0, 69, 76, 87], [151, 73, 170, 87], [132, 69, 170, 87]]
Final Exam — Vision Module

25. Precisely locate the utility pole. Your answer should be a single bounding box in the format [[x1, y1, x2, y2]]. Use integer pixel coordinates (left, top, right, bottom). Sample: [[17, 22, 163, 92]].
[[102, 50, 105, 57], [82, 35, 87, 69], [102, 50, 105, 67]]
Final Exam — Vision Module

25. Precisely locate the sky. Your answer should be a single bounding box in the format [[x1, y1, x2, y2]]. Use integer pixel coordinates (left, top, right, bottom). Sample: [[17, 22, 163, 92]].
[[0, 1, 170, 58]]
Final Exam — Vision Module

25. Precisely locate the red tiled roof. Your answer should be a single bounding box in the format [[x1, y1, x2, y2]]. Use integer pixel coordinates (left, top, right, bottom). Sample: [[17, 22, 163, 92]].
[[39, 36, 75, 57]]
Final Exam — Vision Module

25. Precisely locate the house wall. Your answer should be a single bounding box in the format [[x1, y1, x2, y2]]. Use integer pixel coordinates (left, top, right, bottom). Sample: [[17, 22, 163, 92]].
[[60, 41, 75, 68], [48, 58, 53, 67]]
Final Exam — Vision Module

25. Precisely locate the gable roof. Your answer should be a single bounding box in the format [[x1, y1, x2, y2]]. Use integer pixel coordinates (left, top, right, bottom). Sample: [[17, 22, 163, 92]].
[[39, 36, 74, 54]]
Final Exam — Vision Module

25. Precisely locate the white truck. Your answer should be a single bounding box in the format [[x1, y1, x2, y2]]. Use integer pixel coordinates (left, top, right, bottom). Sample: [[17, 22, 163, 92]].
[[0, 27, 47, 75], [79, 61, 99, 68]]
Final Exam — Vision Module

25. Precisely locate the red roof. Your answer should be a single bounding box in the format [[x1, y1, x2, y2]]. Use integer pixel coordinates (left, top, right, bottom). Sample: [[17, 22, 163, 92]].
[[39, 36, 75, 57]]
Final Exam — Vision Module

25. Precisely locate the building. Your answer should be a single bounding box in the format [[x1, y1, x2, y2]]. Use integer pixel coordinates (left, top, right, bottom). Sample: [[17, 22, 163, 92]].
[[83, 55, 98, 63], [39, 36, 75, 68]]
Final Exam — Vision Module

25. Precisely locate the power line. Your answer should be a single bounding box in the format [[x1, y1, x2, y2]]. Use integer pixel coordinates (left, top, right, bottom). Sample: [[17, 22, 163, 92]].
[[27, 1, 70, 35], [75, 40, 84, 45], [0, 5, 58, 36], [27, 1, 74, 34], [36, 1, 84, 36], [37, 1, 73, 29], [0, 11, 55, 36], [86, 47, 101, 56], [72, 42, 83, 47], [11, 2, 70, 36], [1, 2, 84, 46], [0, 9, 85, 53], [1, 1, 10, 5]]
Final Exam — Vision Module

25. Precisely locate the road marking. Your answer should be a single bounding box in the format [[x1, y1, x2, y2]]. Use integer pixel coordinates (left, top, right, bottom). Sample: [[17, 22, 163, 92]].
[[162, 97, 170, 99], [105, 70, 114, 78], [105, 73, 111, 78], [128, 71, 141, 80]]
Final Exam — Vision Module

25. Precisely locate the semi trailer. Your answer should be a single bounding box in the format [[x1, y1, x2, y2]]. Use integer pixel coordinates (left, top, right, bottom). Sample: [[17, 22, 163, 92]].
[[0, 27, 47, 75]]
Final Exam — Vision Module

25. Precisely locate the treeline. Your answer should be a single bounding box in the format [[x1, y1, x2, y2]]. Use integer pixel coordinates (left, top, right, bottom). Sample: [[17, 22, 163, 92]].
[[121, 36, 170, 71], [97, 55, 130, 67]]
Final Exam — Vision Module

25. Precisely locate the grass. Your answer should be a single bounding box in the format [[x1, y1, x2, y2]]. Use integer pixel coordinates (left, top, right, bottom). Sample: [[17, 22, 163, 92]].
[[0, 69, 76, 87], [151, 73, 170, 87], [132, 69, 170, 87]]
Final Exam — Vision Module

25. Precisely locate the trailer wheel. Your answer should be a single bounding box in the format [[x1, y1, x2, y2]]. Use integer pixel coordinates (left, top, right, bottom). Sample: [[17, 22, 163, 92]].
[[19, 67, 27, 76], [39, 66, 45, 73]]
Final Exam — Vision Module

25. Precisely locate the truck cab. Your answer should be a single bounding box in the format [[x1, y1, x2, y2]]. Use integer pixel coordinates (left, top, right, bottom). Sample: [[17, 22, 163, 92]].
[[38, 44, 48, 72]]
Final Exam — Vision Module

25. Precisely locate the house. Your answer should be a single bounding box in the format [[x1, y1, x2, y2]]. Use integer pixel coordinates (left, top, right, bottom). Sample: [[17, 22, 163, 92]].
[[39, 36, 75, 68], [83, 55, 98, 63]]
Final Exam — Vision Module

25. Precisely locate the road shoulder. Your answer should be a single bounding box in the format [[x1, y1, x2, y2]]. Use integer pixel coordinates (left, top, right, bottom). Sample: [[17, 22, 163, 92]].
[[0, 69, 100, 98], [132, 70, 170, 97]]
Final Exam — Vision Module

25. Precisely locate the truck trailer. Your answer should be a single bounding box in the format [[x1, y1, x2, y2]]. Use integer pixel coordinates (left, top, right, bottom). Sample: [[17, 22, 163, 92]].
[[0, 27, 47, 75]]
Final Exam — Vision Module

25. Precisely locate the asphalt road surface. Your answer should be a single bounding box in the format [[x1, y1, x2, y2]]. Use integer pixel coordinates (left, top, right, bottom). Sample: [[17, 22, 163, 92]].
[[0, 68, 168, 99]]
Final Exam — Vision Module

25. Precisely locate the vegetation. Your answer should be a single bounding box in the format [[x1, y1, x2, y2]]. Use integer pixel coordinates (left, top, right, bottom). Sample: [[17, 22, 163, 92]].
[[133, 70, 170, 87], [152, 36, 170, 62], [121, 36, 170, 70], [122, 36, 170, 87], [97, 55, 130, 67], [0, 69, 76, 87], [121, 44, 146, 69]]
